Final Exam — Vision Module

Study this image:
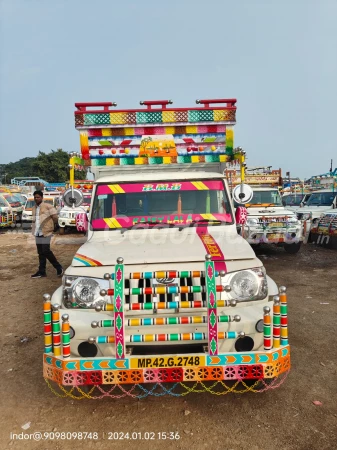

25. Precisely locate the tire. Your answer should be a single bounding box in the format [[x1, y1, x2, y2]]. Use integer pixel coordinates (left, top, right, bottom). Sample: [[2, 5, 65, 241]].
[[59, 227, 65, 235], [284, 242, 302, 254]]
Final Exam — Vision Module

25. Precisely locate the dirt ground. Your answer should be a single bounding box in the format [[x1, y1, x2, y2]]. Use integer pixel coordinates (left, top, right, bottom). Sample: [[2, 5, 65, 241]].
[[0, 229, 336, 450]]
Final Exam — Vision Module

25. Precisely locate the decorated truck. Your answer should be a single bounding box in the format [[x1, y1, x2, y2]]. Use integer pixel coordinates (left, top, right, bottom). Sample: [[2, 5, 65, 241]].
[[282, 188, 312, 212], [43, 99, 290, 398], [309, 209, 337, 249], [227, 168, 303, 253], [58, 177, 93, 234], [0, 194, 15, 228]]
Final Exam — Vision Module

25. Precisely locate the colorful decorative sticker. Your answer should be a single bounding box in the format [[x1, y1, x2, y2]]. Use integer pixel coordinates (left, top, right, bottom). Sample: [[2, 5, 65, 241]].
[[96, 180, 224, 195], [196, 227, 227, 272], [92, 213, 232, 229], [205, 258, 218, 356], [114, 262, 125, 359], [73, 253, 102, 266]]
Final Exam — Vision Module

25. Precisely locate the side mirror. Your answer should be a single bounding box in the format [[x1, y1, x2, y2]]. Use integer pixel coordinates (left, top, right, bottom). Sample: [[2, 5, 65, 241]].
[[282, 200, 286, 206], [235, 206, 248, 225], [76, 212, 88, 232], [232, 184, 253, 205]]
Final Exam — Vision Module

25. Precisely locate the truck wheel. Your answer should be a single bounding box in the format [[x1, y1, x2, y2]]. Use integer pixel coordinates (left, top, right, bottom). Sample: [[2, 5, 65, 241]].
[[284, 242, 302, 254], [59, 227, 65, 235]]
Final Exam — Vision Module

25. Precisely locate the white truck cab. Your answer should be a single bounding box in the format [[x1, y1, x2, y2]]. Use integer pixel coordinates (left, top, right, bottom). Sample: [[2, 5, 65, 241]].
[[232, 170, 303, 253], [43, 99, 290, 395], [282, 192, 311, 212], [297, 189, 337, 223]]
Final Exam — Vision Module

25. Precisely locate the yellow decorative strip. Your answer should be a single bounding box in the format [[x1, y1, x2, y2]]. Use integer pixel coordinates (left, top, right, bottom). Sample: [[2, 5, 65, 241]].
[[191, 181, 209, 190], [201, 214, 217, 220], [103, 218, 122, 229], [108, 184, 125, 194]]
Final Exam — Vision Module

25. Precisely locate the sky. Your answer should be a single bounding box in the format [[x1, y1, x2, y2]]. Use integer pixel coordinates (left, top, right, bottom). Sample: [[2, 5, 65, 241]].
[[0, 0, 336, 179]]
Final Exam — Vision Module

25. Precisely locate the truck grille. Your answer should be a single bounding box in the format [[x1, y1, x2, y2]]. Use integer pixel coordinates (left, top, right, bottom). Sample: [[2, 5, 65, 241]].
[[124, 276, 207, 304]]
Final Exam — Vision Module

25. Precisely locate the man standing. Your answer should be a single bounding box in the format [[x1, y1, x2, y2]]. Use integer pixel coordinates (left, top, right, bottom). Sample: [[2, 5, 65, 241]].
[[31, 190, 63, 278]]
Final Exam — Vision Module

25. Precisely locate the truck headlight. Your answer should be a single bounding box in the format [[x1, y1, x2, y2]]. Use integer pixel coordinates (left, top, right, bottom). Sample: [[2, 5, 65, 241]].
[[63, 276, 109, 309], [298, 212, 311, 221], [59, 211, 68, 218], [223, 268, 268, 302], [73, 278, 101, 308], [247, 218, 258, 226]]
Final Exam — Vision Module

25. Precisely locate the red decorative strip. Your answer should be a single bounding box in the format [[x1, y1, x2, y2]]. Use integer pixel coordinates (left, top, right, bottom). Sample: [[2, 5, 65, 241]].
[[196, 228, 227, 272]]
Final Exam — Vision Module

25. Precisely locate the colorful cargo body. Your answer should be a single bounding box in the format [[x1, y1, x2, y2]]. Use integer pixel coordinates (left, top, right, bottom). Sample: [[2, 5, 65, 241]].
[[44, 99, 290, 397], [309, 210, 337, 249]]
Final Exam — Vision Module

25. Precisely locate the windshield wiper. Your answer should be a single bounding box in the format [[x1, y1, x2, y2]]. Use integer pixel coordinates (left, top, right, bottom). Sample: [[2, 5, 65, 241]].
[[120, 221, 172, 234], [190, 219, 225, 225]]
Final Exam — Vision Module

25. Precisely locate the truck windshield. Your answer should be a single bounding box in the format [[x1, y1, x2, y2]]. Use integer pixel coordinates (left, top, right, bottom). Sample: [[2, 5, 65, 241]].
[[306, 192, 336, 206], [83, 195, 92, 206], [92, 180, 233, 229], [0, 197, 8, 207], [246, 190, 283, 207], [284, 194, 305, 206], [4, 195, 21, 207]]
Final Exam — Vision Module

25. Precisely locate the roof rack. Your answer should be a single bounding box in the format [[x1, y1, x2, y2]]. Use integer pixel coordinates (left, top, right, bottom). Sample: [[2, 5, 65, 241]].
[[74, 98, 240, 168]]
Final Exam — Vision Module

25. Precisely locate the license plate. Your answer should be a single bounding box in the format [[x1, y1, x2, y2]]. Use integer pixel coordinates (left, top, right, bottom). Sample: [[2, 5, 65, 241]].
[[269, 222, 283, 227], [268, 234, 284, 240], [130, 355, 205, 369], [70, 220, 76, 224]]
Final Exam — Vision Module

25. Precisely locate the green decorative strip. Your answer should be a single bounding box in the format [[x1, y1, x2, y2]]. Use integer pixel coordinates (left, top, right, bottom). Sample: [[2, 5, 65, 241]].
[[136, 111, 163, 124], [170, 334, 179, 341], [219, 316, 230, 323], [264, 325, 271, 335], [168, 317, 178, 325], [188, 110, 214, 122], [205, 155, 220, 162], [280, 305, 287, 315], [84, 113, 110, 125], [149, 157, 163, 164], [120, 158, 135, 165], [62, 335, 70, 345], [273, 316, 281, 326], [177, 156, 191, 163], [53, 323, 60, 333]]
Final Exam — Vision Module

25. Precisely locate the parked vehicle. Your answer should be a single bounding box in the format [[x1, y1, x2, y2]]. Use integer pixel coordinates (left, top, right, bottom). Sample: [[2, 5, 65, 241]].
[[0, 195, 15, 227], [2, 193, 23, 221], [229, 169, 303, 253], [309, 209, 337, 249], [22, 196, 56, 224], [297, 189, 337, 224], [282, 192, 311, 212], [43, 99, 290, 396]]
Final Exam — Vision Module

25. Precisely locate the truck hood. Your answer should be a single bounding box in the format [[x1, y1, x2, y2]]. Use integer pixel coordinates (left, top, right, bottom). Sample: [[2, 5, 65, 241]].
[[72, 226, 256, 267], [300, 206, 333, 218]]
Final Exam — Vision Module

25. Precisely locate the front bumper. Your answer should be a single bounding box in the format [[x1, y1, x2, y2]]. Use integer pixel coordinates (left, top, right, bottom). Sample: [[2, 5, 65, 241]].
[[43, 345, 290, 388], [43, 259, 290, 394], [0, 213, 15, 227], [58, 218, 77, 227], [244, 225, 303, 244]]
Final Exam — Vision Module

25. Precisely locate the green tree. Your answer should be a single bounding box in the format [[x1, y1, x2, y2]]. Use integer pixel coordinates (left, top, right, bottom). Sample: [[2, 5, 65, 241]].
[[2, 149, 86, 183]]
